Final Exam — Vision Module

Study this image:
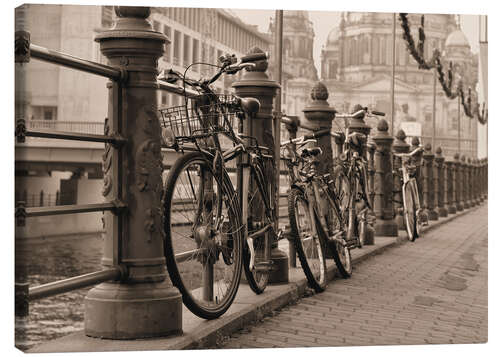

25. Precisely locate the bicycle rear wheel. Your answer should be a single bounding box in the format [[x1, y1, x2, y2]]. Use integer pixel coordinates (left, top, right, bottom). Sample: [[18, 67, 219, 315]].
[[403, 181, 418, 241], [242, 165, 272, 294], [163, 151, 243, 319], [288, 187, 327, 292]]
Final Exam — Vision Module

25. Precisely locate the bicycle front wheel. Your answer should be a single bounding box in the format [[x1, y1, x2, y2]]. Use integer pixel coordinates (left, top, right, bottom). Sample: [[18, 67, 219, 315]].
[[288, 187, 327, 292], [403, 181, 418, 241], [163, 151, 243, 319], [330, 166, 352, 278]]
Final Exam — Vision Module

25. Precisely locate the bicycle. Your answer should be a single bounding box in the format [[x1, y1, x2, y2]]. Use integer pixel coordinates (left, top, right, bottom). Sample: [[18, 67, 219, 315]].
[[331, 107, 383, 254], [159, 52, 287, 319], [281, 128, 351, 292], [394, 147, 428, 241]]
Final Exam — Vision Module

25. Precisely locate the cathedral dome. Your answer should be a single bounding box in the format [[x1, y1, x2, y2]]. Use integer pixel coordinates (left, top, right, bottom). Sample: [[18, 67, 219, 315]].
[[326, 27, 340, 45], [445, 29, 470, 48]]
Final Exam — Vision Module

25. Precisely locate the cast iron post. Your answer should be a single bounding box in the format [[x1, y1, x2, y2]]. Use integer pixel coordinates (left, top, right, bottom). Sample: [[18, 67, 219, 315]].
[[444, 158, 456, 214], [482, 158, 487, 201], [392, 129, 410, 230], [372, 119, 398, 237], [462, 156, 470, 209], [366, 140, 376, 210], [474, 159, 480, 205], [302, 82, 336, 177], [283, 116, 299, 268], [455, 153, 464, 211], [434, 147, 447, 217], [233, 47, 288, 284], [467, 158, 475, 207], [422, 144, 438, 221], [85, 6, 182, 339], [485, 158, 488, 200]]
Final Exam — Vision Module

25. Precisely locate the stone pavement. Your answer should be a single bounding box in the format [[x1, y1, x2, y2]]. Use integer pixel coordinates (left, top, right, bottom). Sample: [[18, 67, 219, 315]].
[[220, 204, 488, 348]]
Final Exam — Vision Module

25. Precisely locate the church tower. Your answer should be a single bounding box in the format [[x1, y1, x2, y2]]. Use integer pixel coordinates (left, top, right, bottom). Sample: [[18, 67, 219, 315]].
[[282, 10, 318, 81], [269, 10, 319, 116]]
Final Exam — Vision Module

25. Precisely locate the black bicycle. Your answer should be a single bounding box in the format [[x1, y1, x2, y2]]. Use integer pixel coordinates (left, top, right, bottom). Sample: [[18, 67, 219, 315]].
[[159, 52, 282, 319], [281, 128, 350, 292]]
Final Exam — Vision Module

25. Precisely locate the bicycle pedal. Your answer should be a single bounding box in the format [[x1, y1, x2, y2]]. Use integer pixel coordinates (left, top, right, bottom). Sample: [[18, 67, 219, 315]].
[[344, 237, 358, 248]]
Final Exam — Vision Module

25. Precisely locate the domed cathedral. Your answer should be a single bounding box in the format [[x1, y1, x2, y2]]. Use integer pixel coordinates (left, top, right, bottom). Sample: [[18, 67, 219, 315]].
[[320, 12, 478, 158], [269, 10, 319, 118]]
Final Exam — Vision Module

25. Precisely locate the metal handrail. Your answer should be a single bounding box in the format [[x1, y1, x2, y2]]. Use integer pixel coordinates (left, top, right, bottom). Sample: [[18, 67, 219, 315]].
[[24, 202, 124, 217], [158, 79, 200, 98], [28, 267, 123, 301], [30, 43, 122, 81], [22, 128, 125, 146]]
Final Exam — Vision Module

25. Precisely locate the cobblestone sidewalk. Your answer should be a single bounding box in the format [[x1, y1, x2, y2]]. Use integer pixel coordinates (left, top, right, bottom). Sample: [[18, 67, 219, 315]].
[[220, 205, 488, 348]]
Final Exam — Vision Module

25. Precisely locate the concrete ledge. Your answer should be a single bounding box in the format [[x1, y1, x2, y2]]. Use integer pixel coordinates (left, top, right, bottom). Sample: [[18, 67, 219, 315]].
[[28, 202, 484, 353]]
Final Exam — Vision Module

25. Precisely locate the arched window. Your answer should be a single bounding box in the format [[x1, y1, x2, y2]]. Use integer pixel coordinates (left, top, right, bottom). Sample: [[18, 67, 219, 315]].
[[329, 61, 338, 79], [372, 36, 379, 65], [352, 38, 357, 65], [344, 39, 350, 66], [362, 36, 369, 64], [380, 36, 386, 65], [284, 38, 291, 58]]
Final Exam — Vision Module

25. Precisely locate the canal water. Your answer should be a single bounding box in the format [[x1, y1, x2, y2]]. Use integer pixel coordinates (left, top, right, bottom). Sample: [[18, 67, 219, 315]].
[[15, 234, 103, 351]]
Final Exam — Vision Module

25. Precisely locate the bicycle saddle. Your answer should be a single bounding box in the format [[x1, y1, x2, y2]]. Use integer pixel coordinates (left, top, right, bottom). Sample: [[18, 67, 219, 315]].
[[239, 97, 260, 117], [301, 147, 322, 157], [347, 132, 367, 147]]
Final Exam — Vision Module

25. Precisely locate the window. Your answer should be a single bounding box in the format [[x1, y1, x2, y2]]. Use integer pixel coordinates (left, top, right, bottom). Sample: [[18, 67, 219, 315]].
[[372, 36, 379, 65], [192, 38, 199, 69], [161, 93, 168, 106], [329, 61, 337, 79], [163, 26, 171, 62], [183, 34, 191, 66], [31, 106, 57, 121], [173, 30, 181, 65], [380, 36, 386, 65], [210, 46, 215, 71], [451, 110, 458, 130]]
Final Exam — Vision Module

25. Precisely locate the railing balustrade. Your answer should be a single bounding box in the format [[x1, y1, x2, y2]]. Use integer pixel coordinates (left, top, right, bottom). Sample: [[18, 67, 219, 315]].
[[14, 5, 488, 343]]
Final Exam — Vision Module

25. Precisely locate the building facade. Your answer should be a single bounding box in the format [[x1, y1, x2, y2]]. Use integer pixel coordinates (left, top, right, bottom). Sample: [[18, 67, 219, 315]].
[[320, 12, 479, 158], [15, 5, 272, 224]]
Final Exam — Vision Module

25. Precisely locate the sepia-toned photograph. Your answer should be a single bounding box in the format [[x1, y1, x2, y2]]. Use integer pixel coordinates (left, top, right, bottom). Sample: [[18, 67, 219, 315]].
[[13, 0, 488, 353]]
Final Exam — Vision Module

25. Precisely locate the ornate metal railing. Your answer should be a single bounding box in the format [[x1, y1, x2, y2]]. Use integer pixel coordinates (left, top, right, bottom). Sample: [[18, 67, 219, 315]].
[[14, 17, 197, 319]]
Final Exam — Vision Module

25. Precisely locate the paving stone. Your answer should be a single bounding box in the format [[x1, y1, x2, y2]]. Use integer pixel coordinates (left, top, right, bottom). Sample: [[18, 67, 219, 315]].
[[220, 205, 488, 349]]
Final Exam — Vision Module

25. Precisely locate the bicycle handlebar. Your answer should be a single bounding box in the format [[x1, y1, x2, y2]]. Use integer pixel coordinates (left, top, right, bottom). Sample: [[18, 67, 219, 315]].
[[160, 53, 266, 90], [394, 146, 424, 158], [335, 107, 386, 120], [280, 128, 331, 147]]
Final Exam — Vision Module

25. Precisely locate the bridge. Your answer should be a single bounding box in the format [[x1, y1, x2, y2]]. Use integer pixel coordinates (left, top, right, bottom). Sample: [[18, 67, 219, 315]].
[[15, 5, 488, 353]]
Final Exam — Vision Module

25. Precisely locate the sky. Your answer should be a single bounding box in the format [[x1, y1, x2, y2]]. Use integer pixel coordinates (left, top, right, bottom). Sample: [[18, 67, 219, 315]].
[[230, 9, 480, 74]]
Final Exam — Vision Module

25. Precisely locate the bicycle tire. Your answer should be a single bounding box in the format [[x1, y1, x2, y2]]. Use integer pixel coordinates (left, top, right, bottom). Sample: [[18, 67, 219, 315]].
[[288, 187, 327, 292], [329, 165, 352, 278], [163, 151, 243, 319], [242, 164, 271, 294], [403, 181, 418, 241]]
